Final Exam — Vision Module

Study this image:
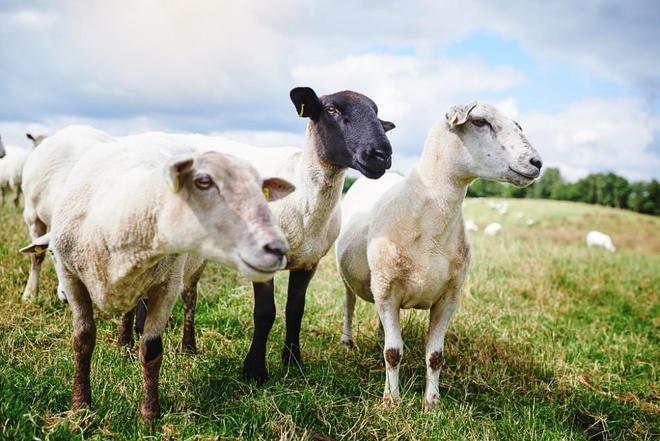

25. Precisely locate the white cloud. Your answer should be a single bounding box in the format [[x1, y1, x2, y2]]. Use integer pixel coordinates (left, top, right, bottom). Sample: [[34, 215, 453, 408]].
[[0, 1, 658, 180], [523, 98, 660, 181]]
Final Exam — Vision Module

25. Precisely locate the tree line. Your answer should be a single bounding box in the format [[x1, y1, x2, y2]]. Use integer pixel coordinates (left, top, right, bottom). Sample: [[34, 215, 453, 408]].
[[467, 168, 660, 215], [342, 169, 660, 216]]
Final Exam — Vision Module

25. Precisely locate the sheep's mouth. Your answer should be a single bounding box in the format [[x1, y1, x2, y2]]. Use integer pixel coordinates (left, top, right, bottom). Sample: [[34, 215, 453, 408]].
[[509, 167, 539, 180], [240, 257, 282, 275], [355, 159, 389, 179]]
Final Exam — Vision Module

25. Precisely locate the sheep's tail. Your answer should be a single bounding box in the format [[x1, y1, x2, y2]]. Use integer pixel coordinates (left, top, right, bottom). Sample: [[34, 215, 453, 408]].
[[19, 233, 51, 255]]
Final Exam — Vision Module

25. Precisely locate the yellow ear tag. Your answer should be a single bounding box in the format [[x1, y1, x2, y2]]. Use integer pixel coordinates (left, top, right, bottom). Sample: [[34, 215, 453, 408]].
[[298, 103, 305, 118], [34, 246, 42, 253], [173, 171, 181, 192], [263, 187, 270, 201]]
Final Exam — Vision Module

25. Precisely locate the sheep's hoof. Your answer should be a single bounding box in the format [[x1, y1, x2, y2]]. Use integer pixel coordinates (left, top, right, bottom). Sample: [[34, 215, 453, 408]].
[[243, 355, 269, 384], [71, 392, 92, 410], [382, 393, 400, 408], [422, 396, 439, 412], [179, 341, 197, 354], [140, 401, 161, 422], [340, 337, 354, 349], [282, 344, 303, 368]]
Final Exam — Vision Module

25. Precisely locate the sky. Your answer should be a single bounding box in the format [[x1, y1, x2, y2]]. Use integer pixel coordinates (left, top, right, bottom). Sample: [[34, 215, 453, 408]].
[[1, 0, 659, 181]]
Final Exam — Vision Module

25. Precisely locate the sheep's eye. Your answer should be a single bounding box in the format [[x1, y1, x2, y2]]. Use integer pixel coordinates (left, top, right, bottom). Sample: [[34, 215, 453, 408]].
[[194, 175, 213, 190], [325, 106, 338, 115], [472, 118, 489, 128]]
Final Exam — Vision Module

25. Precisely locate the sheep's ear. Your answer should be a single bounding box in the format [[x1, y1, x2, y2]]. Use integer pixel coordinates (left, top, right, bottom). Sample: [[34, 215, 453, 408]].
[[290, 87, 323, 121], [165, 157, 195, 193], [447, 101, 478, 128], [262, 177, 295, 202], [20, 233, 50, 255], [379, 119, 396, 132]]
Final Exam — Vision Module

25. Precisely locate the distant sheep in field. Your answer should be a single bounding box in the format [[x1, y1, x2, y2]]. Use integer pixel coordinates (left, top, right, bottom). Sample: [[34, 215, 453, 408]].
[[526, 218, 535, 226], [484, 222, 502, 236], [586, 230, 615, 252], [0, 134, 46, 207], [465, 219, 479, 232]]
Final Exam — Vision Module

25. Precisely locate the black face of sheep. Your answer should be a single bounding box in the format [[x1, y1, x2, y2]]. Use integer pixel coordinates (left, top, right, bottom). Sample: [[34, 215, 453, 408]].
[[290, 87, 395, 179]]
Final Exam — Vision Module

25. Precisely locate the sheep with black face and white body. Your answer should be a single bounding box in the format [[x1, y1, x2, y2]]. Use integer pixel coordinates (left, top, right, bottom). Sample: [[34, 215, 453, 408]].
[[336, 102, 542, 410], [121, 87, 396, 383], [21, 137, 294, 421]]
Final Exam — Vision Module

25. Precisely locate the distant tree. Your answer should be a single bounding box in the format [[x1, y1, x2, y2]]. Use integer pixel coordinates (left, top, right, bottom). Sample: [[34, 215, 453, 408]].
[[465, 167, 657, 216]]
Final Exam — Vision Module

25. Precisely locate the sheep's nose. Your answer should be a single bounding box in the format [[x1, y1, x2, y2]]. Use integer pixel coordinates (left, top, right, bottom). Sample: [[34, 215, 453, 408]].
[[530, 157, 543, 170], [263, 240, 288, 258]]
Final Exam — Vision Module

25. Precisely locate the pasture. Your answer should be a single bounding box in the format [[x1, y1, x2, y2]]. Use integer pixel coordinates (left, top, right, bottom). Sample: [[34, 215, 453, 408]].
[[0, 198, 658, 440]]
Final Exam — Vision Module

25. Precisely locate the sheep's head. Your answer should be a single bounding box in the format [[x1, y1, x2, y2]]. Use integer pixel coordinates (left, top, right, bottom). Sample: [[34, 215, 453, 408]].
[[162, 151, 295, 281], [0, 134, 5, 158], [290, 87, 395, 179], [446, 102, 542, 187], [26, 133, 47, 148]]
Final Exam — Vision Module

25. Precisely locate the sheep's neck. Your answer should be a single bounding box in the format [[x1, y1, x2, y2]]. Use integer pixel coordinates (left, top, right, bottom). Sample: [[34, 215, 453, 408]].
[[297, 126, 346, 227], [410, 125, 469, 238]]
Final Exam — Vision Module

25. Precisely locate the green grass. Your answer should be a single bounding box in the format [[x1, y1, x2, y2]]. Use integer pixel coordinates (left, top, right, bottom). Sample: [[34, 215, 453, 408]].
[[1, 199, 658, 440]]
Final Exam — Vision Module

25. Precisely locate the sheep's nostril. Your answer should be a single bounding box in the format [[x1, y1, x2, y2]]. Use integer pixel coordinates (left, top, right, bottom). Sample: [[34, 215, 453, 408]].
[[530, 157, 543, 170], [263, 241, 287, 258]]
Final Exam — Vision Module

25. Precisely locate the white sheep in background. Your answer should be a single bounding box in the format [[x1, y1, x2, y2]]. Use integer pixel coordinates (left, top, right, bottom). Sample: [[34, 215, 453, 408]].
[[0, 134, 46, 207], [465, 219, 479, 232], [526, 218, 535, 226], [336, 101, 542, 410], [21, 126, 114, 301], [21, 138, 294, 421], [515, 211, 524, 220], [586, 230, 615, 252], [484, 222, 502, 236]]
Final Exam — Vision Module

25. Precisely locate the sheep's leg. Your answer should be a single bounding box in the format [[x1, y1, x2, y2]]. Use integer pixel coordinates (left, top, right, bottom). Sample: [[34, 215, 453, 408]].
[[66, 276, 96, 410], [243, 279, 275, 383], [422, 291, 459, 411], [376, 300, 402, 406], [178, 285, 197, 352], [180, 264, 205, 353], [21, 216, 47, 301], [117, 307, 136, 349], [134, 299, 147, 336], [340, 283, 356, 348], [282, 267, 316, 367], [139, 284, 178, 421], [12, 186, 21, 208]]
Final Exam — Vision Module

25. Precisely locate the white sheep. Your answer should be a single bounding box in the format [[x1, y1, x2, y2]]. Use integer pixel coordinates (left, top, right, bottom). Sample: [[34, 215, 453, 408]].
[[21, 125, 114, 301], [21, 137, 294, 421], [336, 101, 542, 410], [464, 219, 479, 232], [484, 222, 502, 236], [127, 87, 396, 382], [526, 218, 535, 226], [0, 134, 45, 207], [586, 230, 615, 252]]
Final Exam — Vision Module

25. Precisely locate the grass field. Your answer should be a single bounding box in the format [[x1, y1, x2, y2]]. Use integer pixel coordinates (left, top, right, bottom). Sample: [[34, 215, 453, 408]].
[[0, 198, 658, 440]]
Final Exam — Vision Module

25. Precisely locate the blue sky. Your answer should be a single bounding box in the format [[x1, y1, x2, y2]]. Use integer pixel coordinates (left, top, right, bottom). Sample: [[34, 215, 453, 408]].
[[1, 0, 659, 181]]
